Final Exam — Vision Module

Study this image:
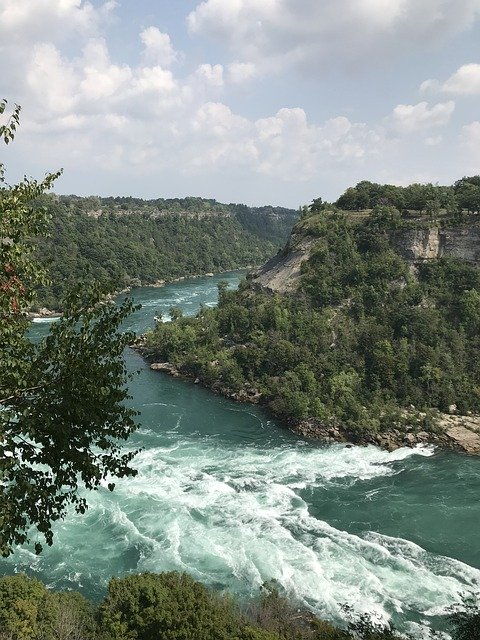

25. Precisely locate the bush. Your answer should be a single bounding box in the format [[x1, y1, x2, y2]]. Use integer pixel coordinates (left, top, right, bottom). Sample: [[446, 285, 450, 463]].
[[0, 575, 94, 640], [97, 572, 241, 640]]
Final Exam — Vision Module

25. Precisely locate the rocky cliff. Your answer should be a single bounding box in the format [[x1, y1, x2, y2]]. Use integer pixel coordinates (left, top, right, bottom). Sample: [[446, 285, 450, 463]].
[[248, 231, 317, 293], [247, 214, 480, 454], [251, 219, 480, 294], [390, 226, 480, 263]]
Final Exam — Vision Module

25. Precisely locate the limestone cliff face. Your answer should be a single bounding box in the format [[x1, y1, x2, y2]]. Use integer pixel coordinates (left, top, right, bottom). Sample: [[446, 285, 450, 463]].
[[390, 227, 480, 264], [249, 231, 317, 294], [250, 222, 480, 294]]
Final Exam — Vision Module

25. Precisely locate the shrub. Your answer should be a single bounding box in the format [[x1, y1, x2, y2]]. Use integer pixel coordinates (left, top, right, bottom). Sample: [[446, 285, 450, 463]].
[[97, 572, 241, 640]]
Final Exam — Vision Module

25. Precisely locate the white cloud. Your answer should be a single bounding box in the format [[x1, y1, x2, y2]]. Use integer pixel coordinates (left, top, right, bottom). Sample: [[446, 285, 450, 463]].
[[421, 63, 480, 95], [195, 63, 224, 87], [187, 0, 480, 73], [419, 79, 441, 93], [2, 2, 386, 185], [80, 39, 132, 101], [252, 110, 385, 179], [461, 121, 480, 163], [2, 0, 471, 205], [140, 27, 178, 67], [424, 135, 443, 146], [26, 43, 77, 114], [389, 101, 455, 134], [442, 63, 480, 94], [133, 67, 177, 95], [0, 0, 115, 44], [227, 62, 257, 83]]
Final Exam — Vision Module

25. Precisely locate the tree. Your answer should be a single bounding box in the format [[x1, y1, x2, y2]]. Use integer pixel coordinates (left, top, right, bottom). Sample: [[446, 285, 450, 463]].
[[0, 574, 96, 640], [454, 178, 480, 213], [403, 183, 429, 212], [309, 196, 325, 213], [97, 572, 241, 640], [0, 101, 139, 556], [337, 187, 360, 210]]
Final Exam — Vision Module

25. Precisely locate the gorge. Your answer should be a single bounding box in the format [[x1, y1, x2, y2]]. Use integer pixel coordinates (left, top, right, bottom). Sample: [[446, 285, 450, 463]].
[[2, 273, 480, 638]]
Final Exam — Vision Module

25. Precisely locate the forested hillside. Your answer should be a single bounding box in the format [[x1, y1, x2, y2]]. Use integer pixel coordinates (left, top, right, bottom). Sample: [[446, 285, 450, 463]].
[[32, 195, 297, 310], [141, 178, 480, 452]]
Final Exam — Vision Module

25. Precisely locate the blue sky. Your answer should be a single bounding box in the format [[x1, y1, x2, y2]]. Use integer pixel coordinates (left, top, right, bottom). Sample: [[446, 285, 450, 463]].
[[1, 0, 480, 208]]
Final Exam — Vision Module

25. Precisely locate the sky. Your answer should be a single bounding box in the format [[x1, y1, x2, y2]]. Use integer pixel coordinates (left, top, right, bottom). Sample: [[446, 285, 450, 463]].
[[1, 0, 480, 208]]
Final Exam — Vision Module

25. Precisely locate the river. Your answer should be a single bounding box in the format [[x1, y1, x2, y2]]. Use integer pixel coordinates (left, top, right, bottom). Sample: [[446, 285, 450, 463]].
[[3, 271, 480, 637]]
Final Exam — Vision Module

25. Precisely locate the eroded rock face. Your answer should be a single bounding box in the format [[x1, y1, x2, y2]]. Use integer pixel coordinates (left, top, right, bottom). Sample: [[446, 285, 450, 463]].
[[439, 414, 480, 455], [250, 223, 480, 296], [249, 232, 317, 294], [391, 227, 480, 264]]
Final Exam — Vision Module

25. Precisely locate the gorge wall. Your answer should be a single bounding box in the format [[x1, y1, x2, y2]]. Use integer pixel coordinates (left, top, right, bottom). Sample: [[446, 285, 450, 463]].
[[390, 226, 480, 263], [250, 221, 480, 294]]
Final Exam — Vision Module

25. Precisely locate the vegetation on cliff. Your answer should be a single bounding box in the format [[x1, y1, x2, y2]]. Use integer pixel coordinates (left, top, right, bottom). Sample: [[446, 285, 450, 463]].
[[32, 194, 297, 311], [141, 189, 480, 444], [1, 572, 477, 639]]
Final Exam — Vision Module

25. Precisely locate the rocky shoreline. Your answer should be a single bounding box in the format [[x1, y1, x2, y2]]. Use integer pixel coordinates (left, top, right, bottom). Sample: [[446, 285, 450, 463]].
[[141, 355, 480, 456], [27, 307, 62, 320]]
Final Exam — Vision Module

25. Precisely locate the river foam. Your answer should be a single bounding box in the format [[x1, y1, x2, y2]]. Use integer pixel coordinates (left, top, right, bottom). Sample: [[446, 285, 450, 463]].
[[10, 273, 478, 638], [4, 435, 477, 636]]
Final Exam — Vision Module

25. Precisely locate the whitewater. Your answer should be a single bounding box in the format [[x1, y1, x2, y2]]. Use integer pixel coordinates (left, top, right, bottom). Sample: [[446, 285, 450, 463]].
[[2, 272, 479, 637]]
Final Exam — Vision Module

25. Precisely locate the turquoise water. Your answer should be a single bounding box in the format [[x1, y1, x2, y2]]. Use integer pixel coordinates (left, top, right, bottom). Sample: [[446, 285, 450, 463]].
[[3, 271, 480, 636]]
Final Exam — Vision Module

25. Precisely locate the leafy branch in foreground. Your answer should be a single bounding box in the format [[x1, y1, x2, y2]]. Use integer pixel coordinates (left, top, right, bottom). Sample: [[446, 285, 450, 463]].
[[0, 101, 139, 555], [0, 99, 20, 145]]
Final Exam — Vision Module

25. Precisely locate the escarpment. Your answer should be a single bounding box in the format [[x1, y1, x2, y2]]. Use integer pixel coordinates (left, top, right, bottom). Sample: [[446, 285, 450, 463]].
[[390, 226, 480, 264], [251, 218, 480, 294], [143, 207, 480, 455], [249, 231, 317, 293]]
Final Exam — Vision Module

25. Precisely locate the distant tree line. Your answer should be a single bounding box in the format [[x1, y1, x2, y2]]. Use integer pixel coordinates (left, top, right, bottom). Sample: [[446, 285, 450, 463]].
[[32, 195, 297, 310]]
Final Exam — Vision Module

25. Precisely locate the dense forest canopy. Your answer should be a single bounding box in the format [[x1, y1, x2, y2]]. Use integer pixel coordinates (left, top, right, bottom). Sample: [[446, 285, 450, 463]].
[[142, 177, 480, 443], [32, 194, 297, 310]]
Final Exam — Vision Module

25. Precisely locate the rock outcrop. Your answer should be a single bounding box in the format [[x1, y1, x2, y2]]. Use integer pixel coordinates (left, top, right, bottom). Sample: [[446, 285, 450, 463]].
[[250, 221, 480, 296], [390, 226, 480, 264], [438, 414, 480, 455], [249, 231, 316, 293]]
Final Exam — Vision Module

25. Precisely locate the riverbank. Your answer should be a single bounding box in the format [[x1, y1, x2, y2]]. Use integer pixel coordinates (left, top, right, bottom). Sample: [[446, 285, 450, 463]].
[[136, 351, 480, 455], [28, 268, 255, 319]]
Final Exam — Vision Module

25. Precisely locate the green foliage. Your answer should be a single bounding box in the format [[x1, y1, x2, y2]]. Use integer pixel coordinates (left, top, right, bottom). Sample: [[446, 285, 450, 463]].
[[31, 195, 297, 310], [0, 574, 95, 640], [332, 178, 480, 217], [448, 596, 480, 640], [97, 572, 246, 640], [1, 103, 138, 556], [0, 100, 20, 146], [454, 177, 480, 214], [0, 574, 55, 640], [0, 573, 477, 640], [0, 286, 139, 555], [145, 208, 480, 435]]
